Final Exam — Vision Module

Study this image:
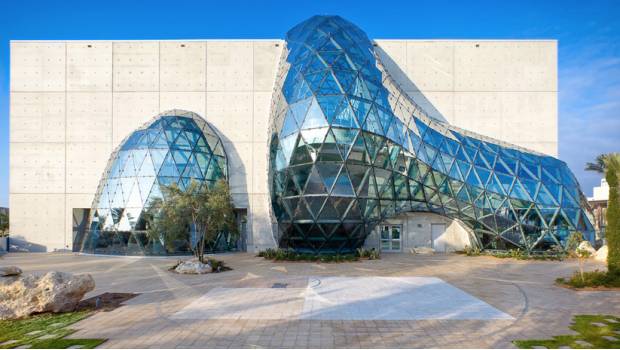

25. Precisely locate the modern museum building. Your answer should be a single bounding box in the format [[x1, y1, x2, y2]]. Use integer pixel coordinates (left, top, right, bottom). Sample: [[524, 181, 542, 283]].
[[8, 16, 594, 255]]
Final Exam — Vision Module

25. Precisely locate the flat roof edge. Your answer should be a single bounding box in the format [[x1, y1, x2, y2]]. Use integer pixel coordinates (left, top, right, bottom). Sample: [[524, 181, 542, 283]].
[[10, 38, 557, 43]]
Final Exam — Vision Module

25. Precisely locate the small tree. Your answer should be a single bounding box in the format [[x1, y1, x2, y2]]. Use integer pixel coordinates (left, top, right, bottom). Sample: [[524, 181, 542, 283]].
[[147, 179, 238, 262], [575, 247, 592, 283], [605, 154, 620, 276]]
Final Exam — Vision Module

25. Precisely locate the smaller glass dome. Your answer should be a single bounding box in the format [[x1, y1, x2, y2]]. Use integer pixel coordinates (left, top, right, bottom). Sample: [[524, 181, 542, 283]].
[[76, 109, 228, 255]]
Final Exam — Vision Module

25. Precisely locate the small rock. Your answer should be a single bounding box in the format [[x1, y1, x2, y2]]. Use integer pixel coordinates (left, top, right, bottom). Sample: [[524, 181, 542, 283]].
[[577, 241, 596, 255], [174, 261, 212, 274], [602, 335, 618, 342], [25, 330, 42, 336], [594, 245, 608, 262], [0, 266, 22, 277], [412, 247, 435, 255], [0, 271, 95, 320], [591, 322, 606, 327], [531, 346, 547, 349], [15, 345, 32, 349], [605, 318, 618, 323], [68, 346, 84, 349]]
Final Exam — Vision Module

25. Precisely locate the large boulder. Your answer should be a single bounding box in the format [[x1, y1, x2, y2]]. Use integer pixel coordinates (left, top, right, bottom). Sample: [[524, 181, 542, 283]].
[[594, 245, 608, 262], [0, 271, 95, 320], [174, 261, 212, 274], [0, 266, 22, 277], [577, 241, 596, 256]]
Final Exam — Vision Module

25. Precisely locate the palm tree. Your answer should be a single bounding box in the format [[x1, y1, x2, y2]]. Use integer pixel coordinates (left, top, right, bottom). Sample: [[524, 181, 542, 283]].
[[585, 154, 610, 174]]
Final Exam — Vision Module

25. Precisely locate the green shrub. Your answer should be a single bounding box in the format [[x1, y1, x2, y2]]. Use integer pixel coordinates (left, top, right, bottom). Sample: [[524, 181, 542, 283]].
[[356, 247, 381, 260], [205, 258, 229, 272], [463, 245, 481, 256], [470, 248, 565, 261], [257, 248, 363, 262], [556, 269, 620, 289]]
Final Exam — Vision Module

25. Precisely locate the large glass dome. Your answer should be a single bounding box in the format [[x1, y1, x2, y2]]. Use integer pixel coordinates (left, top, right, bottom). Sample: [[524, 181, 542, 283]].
[[76, 110, 228, 255], [268, 15, 594, 253]]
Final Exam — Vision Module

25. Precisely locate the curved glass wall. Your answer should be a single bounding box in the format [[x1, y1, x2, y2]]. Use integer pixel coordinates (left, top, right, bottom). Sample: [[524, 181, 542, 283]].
[[76, 110, 228, 255], [268, 15, 594, 253]]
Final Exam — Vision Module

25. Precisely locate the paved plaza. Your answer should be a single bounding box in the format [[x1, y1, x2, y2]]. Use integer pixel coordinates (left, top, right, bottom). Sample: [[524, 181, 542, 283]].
[[1, 252, 619, 348]]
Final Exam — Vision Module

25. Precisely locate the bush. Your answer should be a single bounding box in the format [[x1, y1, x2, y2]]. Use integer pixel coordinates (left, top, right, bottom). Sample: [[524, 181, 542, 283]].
[[463, 245, 481, 256], [205, 258, 230, 272], [256, 248, 371, 262], [556, 270, 620, 289], [463, 248, 566, 261], [356, 247, 380, 260]]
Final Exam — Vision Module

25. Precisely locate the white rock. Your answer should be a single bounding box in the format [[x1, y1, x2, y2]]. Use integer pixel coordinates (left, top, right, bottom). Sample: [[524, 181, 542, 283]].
[[594, 245, 608, 262], [577, 241, 596, 255], [174, 261, 212, 274], [412, 247, 435, 255], [0, 266, 22, 277], [0, 271, 95, 320]]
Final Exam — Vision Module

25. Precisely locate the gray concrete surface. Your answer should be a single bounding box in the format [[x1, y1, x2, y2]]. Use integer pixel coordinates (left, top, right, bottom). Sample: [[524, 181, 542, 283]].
[[1, 252, 617, 348]]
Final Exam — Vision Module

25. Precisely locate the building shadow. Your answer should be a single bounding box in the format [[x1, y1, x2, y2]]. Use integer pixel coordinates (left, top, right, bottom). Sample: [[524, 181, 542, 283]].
[[373, 44, 449, 123]]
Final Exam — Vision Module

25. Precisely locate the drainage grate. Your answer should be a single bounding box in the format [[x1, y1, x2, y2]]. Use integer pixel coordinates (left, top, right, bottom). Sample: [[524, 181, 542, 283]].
[[271, 283, 288, 288]]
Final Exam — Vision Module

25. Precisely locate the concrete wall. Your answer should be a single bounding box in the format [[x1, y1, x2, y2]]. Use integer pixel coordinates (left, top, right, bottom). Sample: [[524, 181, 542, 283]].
[[364, 212, 474, 253], [9, 39, 557, 252], [10, 40, 283, 252], [375, 40, 557, 156]]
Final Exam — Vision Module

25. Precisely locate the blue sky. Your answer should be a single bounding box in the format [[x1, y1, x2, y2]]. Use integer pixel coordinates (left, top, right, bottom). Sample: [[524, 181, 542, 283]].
[[0, 0, 618, 207]]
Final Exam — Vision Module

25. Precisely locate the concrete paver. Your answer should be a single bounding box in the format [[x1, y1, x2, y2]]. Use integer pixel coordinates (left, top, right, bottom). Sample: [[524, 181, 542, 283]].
[[1, 252, 619, 348]]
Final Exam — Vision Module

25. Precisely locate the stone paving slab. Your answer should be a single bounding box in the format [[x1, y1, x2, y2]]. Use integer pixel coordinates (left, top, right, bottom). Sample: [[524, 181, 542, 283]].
[[172, 287, 306, 320], [2, 252, 618, 348], [172, 276, 512, 321], [301, 276, 514, 320]]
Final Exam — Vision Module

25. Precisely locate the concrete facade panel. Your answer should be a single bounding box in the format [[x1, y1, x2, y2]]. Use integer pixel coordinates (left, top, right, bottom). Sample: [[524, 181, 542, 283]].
[[252, 92, 271, 143], [252, 142, 269, 195], [406, 91, 454, 123], [66, 143, 111, 194], [66, 92, 112, 143], [375, 41, 409, 91], [160, 92, 206, 119], [250, 193, 276, 252], [224, 141, 251, 195], [10, 42, 65, 92], [160, 41, 206, 92], [206, 41, 253, 91], [453, 41, 557, 92], [206, 92, 253, 142], [253, 41, 282, 91], [10, 92, 65, 143], [113, 42, 159, 91], [112, 92, 160, 145], [67, 42, 112, 91], [10, 143, 65, 194], [10, 194, 66, 252], [405, 41, 455, 92]]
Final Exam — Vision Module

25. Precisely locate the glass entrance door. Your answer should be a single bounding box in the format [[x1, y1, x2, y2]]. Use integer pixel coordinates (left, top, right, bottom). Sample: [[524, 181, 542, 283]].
[[380, 225, 402, 252]]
